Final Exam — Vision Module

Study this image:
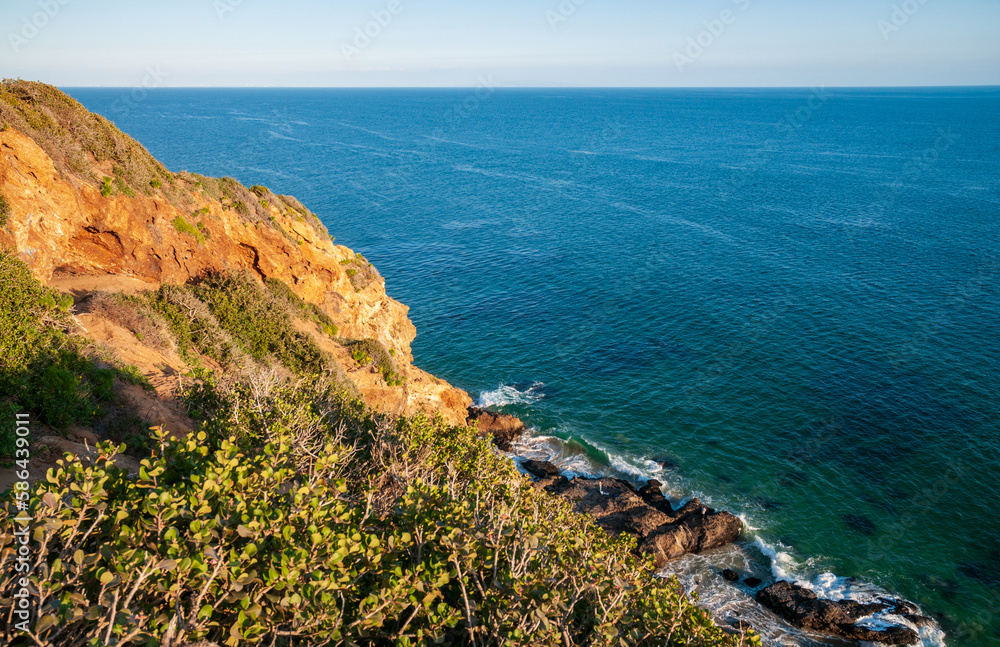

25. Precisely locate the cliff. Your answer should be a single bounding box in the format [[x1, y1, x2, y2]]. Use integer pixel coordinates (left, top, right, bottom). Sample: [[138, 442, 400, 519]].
[[0, 80, 471, 428]]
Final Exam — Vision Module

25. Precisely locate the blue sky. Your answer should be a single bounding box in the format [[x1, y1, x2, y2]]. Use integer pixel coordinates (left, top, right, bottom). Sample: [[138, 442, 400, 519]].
[[2, 0, 998, 87]]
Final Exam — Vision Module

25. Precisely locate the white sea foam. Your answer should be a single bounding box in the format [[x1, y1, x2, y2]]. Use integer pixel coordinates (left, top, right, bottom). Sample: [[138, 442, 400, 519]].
[[496, 404, 947, 646], [477, 382, 546, 408]]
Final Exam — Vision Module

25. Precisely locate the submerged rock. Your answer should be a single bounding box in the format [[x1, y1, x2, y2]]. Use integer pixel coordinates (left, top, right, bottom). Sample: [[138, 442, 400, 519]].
[[722, 569, 740, 582], [467, 406, 525, 451], [843, 514, 877, 536], [756, 580, 918, 645]]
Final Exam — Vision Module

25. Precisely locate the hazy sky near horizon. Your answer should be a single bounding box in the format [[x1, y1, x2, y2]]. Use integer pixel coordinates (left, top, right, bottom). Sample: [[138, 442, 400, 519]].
[[1, 0, 998, 87]]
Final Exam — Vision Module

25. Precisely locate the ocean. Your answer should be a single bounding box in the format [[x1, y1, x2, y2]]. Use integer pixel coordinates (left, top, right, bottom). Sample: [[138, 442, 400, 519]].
[[67, 87, 1000, 646]]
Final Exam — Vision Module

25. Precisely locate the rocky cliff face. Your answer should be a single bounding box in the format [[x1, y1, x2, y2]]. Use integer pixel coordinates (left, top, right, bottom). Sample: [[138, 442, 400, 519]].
[[0, 89, 471, 426]]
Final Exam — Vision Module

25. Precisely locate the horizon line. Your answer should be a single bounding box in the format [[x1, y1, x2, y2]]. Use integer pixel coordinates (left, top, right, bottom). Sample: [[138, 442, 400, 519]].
[[57, 84, 1000, 90]]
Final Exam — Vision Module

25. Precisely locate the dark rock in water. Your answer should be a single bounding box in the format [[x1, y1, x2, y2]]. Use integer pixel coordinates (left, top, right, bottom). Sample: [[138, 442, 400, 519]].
[[640, 510, 743, 568], [637, 479, 677, 516], [880, 598, 918, 615], [722, 569, 740, 582], [556, 477, 743, 567], [744, 577, 763, 588], [467, 406, 525, 451], [903, 613, 936, 628], [844, 514, 877, 536], [651, 456, 680, 471], [561, 478, 675, 538], [521, 459, 561, 479], [756, 580, 918, 645]]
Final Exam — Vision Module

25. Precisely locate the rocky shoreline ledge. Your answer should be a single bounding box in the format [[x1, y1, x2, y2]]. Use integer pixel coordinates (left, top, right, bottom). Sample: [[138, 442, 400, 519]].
[[467, 406, 928, 646]]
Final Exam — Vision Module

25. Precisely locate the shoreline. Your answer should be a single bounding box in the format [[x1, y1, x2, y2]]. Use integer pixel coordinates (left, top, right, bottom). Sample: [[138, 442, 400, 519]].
[[468, 404, 942, 647]]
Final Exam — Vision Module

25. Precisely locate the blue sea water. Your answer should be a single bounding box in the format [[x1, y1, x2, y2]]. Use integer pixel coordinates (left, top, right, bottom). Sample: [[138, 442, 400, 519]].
[[68, 87, 1000, 646]]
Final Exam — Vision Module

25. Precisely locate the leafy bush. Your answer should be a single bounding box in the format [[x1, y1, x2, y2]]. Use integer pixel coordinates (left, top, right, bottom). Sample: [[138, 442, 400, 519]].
[[263, 276, 339, 337], [0, 252, 149, 454], [112, 170, 136, 198], [0, 191, 9, 227], [340, 253, 381, 291], [192, 271, 333, 377], [143, 284, 250, 370], [0, 390, 749, 647], [171, 215, 205, 244], [232, 200, 251, 217], [348, 338, 404, 386], [99, 177, 112, 197]]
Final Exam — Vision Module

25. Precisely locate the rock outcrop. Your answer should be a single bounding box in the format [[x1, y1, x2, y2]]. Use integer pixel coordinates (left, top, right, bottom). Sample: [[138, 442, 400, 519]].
[[467, 406, 525, 450], [534, 474, 742, 567], [756, 581, 919, 645], [0, 121, 471, 426]]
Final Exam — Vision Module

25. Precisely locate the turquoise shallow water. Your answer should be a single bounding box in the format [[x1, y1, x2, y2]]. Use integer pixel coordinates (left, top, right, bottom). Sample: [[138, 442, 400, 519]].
[[69, 87, 1000, 645]]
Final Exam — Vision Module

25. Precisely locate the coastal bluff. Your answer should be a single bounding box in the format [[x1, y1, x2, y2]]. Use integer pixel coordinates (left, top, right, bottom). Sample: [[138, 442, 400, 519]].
[[0, 82, 471, 428]]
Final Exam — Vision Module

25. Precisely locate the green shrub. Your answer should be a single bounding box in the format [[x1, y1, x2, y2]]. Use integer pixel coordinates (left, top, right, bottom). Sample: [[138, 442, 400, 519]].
[[263, 276, 339, 337], [150, 178, 161, 188], [100, 176, 112, 197], [113, 170, 136, 198], [348, 338, 404, 386], [232, 200, 251, 217], [340, 253, 381, 291], [143, 284, 248, 370], [171, 215, 205, 244], [0, 252, 150, 452], [192, 272, 332, 377], [0, 398, 749, 647], [0, 191, 9, 227]]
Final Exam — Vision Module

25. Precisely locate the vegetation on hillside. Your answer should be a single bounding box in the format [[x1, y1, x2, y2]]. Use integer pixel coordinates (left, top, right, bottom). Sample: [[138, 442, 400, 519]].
[[0, 79, 330, 242], [0, 80, 172, 195], [340, 252, 381, 291], [0, 252, 151, 460], [0, 253, 753, 647], [0, 192, 10, 227]]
